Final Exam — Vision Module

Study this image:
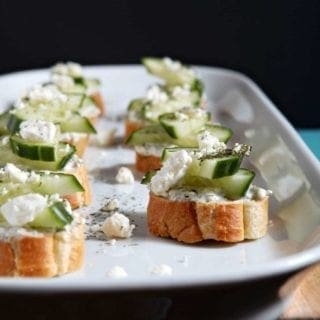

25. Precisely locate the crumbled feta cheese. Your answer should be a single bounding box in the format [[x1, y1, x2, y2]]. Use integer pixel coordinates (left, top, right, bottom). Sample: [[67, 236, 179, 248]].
[[4, 163, 28, 183], [101, 212, 135, 238], [163, 57, 182, 71], [19, 119, 57, 143], [150, 150, 192, 197], [0, 187, 8, 196], [171, 84, 191, 99], [150, 264, 173, 276], [107, 266, 128, 278], [197, 131, 227, 155], [168, 188, 225, 202], [0, 193, 47, 226], [26, 84, 67, 104], [89, 128, 116, 147], [28, 171, 41, 184], [51, 74, 75, 91], [245, 185, 272, 201], [52, 62, 83, 77], [60, 132, 87, 143], [101, 198, 119, 212], [115, 167, 135, 184], [146, 85, 168, 104], [79, 104, 101, 118]]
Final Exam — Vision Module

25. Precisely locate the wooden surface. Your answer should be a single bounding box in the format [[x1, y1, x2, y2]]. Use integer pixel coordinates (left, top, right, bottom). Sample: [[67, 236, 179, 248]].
[[281, 263, 320, 319]]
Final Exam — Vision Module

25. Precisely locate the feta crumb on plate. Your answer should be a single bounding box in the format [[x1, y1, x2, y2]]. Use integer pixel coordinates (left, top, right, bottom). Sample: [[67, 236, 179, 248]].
[[150, 264, 173, 276], [107, 266, 128, 278], [102, 212, 135, 238], [115, 167, 135, 184]]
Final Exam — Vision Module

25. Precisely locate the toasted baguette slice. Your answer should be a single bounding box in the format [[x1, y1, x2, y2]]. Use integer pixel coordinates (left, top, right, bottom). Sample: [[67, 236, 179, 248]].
[[147, 192, 269, 244], [135, 152, 161, 173], [124, 119, 144, 142], [63, 163, 92, 208], [90, 92, 105, 116], [0, 214, 84, 277]]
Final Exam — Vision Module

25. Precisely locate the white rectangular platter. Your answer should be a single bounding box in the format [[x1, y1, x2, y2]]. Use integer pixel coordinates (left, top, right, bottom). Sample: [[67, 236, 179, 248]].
[[0, 65, 319, 292]]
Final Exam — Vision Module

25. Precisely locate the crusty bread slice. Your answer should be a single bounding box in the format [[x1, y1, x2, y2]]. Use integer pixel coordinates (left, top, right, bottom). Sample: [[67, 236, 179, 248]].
[[124, 119, 144, 142], [63, 163, 92, 209], [0, 214, 84, 277], [90, 92, 105, 116], [147, 192, 269, 243], [135, 152, 161, 173]]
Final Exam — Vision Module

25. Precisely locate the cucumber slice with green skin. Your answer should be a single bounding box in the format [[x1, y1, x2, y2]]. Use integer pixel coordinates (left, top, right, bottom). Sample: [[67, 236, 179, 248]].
[[0, 110, 10, 136], [203, 124, 233, 143], [159, 112, 209, 140], [125, 125, 174, 145], [8, 108, 96, 134], [142, 57, 197, 87], [30, 172, 84, 195], [0, 173, 84, 205], [141, 170, 157, 184], [180, 169, 255, 200], [28, 201, 73, 230], [198, 154, 243, 179], [0, 142, 75, 171], [10, 135, 56, 161]]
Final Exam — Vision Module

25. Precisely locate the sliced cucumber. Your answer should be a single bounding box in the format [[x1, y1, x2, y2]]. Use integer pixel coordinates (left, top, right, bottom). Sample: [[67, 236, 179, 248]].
[[159, 112, 209, 140], [0, 172, 84, 205], [10, 135, 56, 161], [30, 172, 84, 195], [181, 169, 255, 200], [0, 142, 75, 171], [125, 125, 173, 145], [198, 154, 243, 179], [204, 125, 233, 143], [142, 57, 197, 87], [0, 110, 10, 136], [8, 108, 96, 134], [28, 201, 73, 229]]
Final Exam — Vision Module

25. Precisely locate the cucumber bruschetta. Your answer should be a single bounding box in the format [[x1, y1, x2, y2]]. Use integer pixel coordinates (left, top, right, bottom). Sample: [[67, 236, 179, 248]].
[[125, 57, 205, 140], [143, 142, 271, 243]]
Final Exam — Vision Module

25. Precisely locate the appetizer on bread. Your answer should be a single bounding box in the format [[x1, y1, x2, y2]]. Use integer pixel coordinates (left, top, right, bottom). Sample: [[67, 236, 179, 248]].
[[0, 165, 84, 276], [126, 107, 232, 172], [125, 57, 205, 140], [143, 134, 272, 244], [51, 61, 105, 116]]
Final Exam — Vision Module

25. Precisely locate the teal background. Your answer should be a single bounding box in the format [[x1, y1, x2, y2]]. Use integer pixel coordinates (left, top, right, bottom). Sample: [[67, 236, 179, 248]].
[[299, 129, 320, 159]]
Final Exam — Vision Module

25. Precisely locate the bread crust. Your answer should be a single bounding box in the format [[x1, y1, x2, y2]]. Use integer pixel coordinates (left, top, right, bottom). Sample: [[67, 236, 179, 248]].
[[147, 192, 269, 243], [0, 217, 84, 277], [135, 152, 162, 173], [124, 120, 144, 142], [90, 92, 105, 116]]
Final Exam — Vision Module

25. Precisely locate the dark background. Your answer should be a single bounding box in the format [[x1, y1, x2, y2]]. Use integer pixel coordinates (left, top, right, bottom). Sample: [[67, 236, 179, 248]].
[[0, 0, 319, 127]]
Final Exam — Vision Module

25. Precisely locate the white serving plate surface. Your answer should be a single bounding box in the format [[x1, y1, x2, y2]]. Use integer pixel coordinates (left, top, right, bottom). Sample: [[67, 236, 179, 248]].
[[0, 65, 319, 292]]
